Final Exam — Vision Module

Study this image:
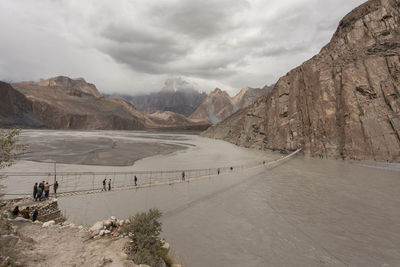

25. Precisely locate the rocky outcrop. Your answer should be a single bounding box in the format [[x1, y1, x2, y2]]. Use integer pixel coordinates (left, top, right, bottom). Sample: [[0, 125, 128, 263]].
[[32, 76, 103, 98], [190, 88, 236, 124], [232, 85, 273, 110], [190, 86, 271, 124], [203, 0, 400, 162]]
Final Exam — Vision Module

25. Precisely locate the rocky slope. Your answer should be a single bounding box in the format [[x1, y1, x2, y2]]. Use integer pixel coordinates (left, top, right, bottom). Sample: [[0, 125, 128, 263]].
[[190, 88, 236, 124], [203, 0, 400, 162], [232, 85, 273, 110], [190, 86, 271, 124], [127, 78, 207, 116], [0, 76, 208, 130]]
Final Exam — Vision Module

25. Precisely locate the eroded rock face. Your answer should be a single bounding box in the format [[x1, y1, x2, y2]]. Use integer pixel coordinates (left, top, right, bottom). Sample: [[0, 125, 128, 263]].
[[203, 0, 400, 162], [232, 85, 273, 110]]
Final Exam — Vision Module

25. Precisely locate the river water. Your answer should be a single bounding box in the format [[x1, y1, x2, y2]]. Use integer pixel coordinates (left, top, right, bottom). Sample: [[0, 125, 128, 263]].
[[1, 130, 400, 266]]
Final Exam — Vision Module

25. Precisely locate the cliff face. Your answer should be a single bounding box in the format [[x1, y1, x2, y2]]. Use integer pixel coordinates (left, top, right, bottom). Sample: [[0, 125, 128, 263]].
[[203, 0, 400, 162], [232, 85, 273, 110]]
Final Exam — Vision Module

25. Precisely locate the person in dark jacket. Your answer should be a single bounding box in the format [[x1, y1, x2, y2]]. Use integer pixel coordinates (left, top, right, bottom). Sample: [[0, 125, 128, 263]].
[[53, 180, 59, 197], [12, 206, 19, 217], [32, 208, 38, 222], [39, 181, 45, 192], [108, 179, 112, 191], [33, 183, 38, 199], [35, 187, 43, 201], [102, 178, 107, 191], [134, 176, 137, 186]]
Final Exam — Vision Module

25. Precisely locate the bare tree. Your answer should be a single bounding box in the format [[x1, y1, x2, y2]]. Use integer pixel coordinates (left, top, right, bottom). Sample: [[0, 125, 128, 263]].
[[0, 124, 27, 169]]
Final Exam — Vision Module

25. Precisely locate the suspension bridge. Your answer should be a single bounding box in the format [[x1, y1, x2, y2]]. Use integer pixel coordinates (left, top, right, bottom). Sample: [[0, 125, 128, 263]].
[[1, 149, 302, 199]]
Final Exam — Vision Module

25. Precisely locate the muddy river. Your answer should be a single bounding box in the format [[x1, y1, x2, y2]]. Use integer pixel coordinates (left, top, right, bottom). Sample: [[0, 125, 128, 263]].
[[1, 130, 400, 266]]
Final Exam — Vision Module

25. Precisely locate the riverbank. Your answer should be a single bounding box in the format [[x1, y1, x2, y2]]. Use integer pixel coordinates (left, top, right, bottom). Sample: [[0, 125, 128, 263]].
[[0, 197, 180, 267]]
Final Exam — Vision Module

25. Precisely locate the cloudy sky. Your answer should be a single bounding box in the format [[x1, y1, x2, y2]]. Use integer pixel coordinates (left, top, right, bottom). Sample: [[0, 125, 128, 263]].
[[0, 0, 365, 95]]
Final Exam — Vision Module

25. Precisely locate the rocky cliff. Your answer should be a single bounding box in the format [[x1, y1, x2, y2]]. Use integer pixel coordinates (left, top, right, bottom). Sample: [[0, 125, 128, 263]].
[[232, 85, 273, 110], [203, 0, 400, 162], [190, 88, 236, 124], [190, 86, 271, 124], [1, 77, 208, 130]]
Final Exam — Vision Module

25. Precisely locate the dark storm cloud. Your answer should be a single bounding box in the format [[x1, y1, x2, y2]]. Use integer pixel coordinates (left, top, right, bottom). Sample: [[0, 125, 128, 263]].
[[157, 0, 249, 38], [0, 0, 366, 94]]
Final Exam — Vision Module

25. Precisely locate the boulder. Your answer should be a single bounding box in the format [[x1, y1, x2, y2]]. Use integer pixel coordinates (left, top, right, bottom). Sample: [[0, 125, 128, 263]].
[[103, 220, 112, 228], [99, 230, 105, 236], [90, 221, 104, 232], [162, 242, 170, 250], [42, 220, 55, 228]]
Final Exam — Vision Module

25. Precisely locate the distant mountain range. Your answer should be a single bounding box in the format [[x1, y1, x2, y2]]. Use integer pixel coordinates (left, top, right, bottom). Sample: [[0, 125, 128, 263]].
[[105, 78, 207, 117], [1, 75, 273, 130], [0, 76, 209, 130], [106, 78, 273, 124]]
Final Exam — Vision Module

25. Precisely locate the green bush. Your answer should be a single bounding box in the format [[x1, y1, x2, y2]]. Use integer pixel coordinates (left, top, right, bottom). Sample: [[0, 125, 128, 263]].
[[121, 209, 165, 266]]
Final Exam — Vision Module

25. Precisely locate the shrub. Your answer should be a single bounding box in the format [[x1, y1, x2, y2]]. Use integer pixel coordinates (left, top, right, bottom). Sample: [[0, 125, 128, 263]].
[[121, 208, 164, 266]]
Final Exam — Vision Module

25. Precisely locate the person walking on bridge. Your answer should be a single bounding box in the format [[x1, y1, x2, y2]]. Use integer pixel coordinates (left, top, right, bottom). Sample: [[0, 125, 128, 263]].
[[217, 168, 220, 175], [182, 171, 185, 181], [134, 176, 137, 186], [108, 179, 112, 191]]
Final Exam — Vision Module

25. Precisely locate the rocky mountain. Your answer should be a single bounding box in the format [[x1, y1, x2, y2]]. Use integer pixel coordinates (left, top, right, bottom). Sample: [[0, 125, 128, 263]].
[[190, 86, 272, 124], [0, 76, 209, 130], [203, 0, 400, 162], [232, 85, 273, 110], [127, 78, 207, 116], [189, 88, 236, 124]]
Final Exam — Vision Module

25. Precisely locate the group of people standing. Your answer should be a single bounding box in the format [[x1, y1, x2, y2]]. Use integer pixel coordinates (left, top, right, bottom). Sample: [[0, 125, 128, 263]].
[[33, 180, 59, 201]]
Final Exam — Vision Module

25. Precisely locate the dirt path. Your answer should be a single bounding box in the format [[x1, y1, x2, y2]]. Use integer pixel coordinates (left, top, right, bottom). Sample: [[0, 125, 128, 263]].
[[12, 219, 136, 267]]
